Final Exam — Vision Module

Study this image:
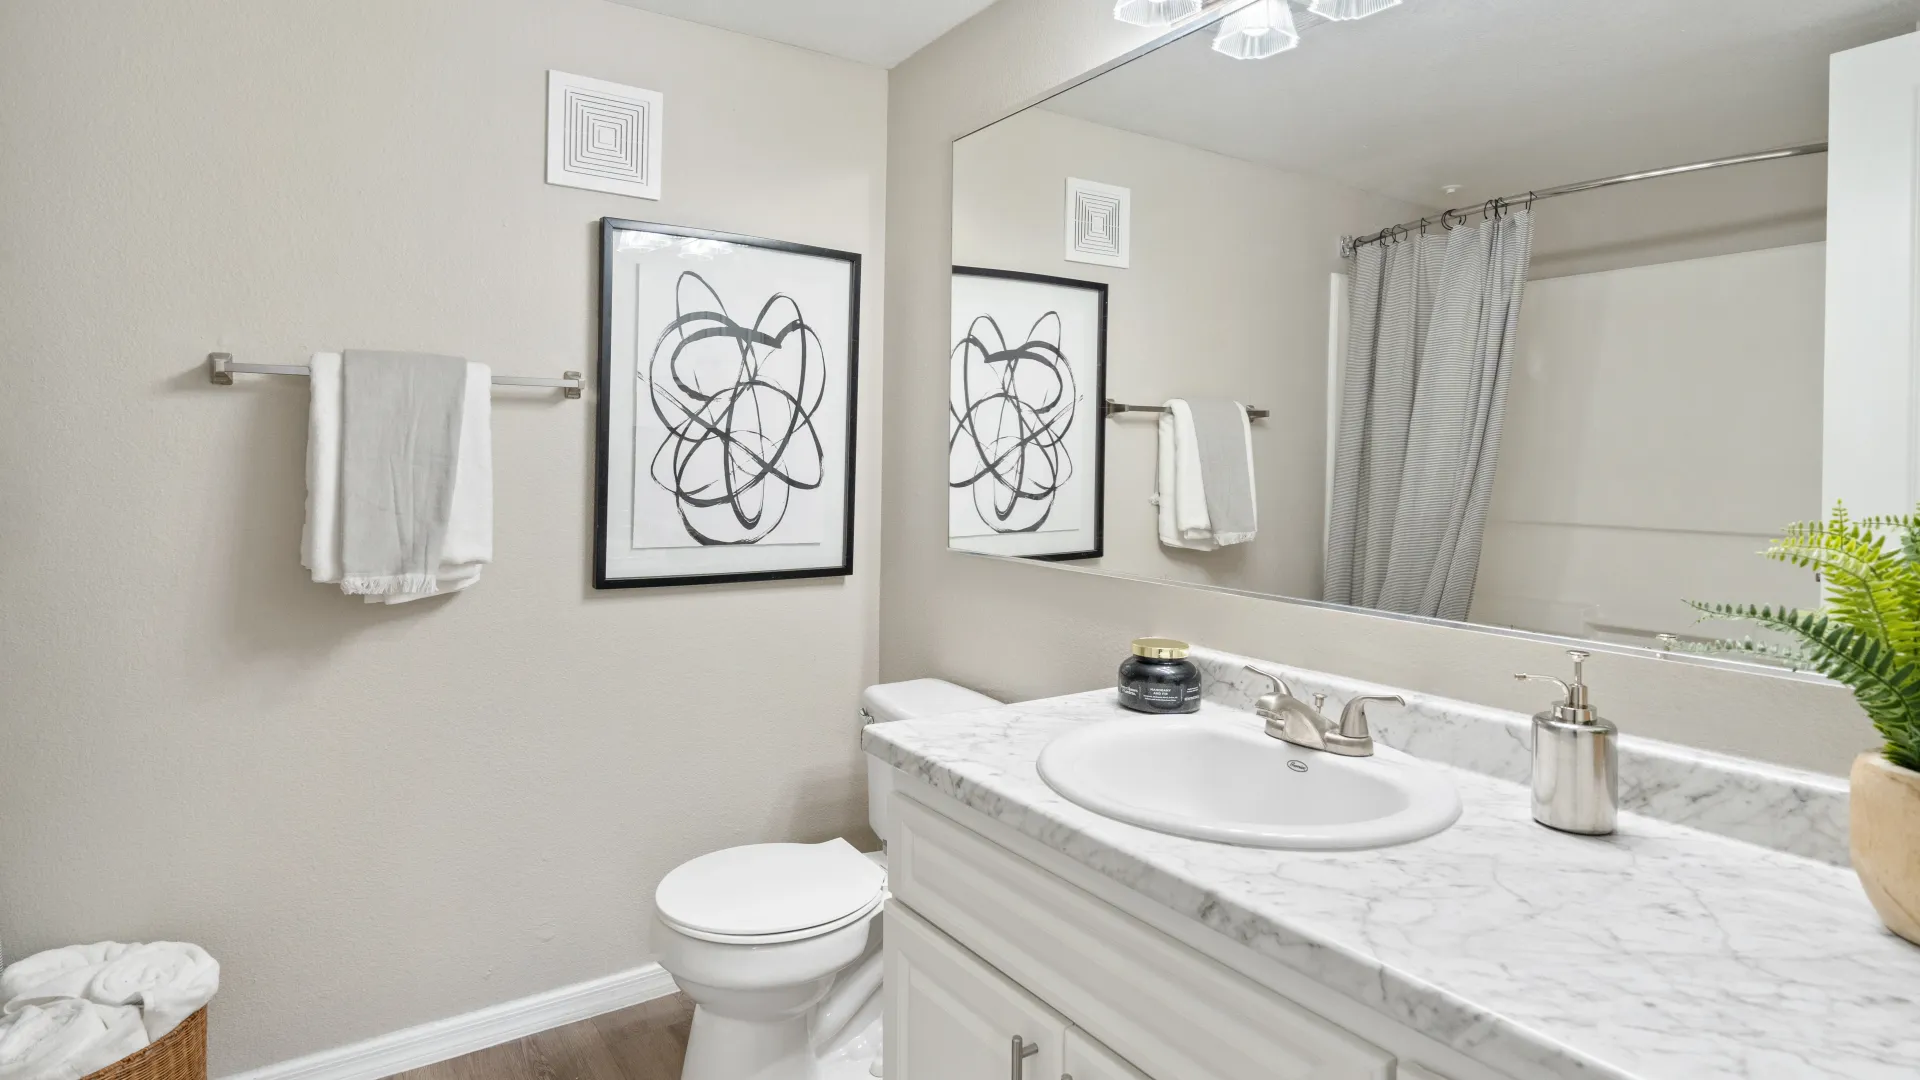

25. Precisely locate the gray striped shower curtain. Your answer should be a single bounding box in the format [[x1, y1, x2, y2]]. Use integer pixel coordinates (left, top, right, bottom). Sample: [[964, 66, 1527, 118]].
[[1323, 211, 1533, 621]]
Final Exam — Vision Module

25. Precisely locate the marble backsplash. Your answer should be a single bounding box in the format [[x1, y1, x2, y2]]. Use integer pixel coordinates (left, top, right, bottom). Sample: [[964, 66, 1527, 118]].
[[1189, 645, 1852, 866]]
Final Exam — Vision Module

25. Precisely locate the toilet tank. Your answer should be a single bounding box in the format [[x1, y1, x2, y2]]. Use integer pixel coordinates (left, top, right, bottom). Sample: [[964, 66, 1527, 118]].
[[861, 679, 1001, 845]]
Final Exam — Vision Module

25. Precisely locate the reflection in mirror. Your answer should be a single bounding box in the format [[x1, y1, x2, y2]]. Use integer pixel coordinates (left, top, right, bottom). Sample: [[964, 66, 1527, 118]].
[[947, 0, 1920, 660]]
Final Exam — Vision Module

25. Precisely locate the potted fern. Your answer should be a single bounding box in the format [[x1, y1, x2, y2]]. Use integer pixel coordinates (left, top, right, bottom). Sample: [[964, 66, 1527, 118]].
[[1691, 504, 1920, 945]]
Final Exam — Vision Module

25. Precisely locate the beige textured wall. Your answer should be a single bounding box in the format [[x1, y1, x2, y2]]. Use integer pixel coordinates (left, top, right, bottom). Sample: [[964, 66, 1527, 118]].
[[882, 0, 1877, 777], [0, 0, 885, 1072], [953, 106, 1426, 597]]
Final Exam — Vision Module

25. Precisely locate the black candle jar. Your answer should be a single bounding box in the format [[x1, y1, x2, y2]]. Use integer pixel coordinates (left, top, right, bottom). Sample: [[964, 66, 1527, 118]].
[[1117, 637, 1201, 714]]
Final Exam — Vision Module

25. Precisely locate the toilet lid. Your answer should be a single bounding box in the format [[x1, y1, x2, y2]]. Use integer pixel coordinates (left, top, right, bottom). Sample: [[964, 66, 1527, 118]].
[[655, 838, 887, 939]]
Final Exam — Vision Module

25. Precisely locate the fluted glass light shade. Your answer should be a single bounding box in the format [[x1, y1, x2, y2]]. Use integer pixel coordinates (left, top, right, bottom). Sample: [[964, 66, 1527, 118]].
[[1113, 0, 1202, 28], [1306, 0, 1402, 20], [1211, 0, 1299, 60]]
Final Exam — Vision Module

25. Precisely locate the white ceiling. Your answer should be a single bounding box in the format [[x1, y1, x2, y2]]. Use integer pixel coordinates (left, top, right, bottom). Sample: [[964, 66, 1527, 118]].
[[1042, 0, 1920, 206], [604, 0, 1000, 68]]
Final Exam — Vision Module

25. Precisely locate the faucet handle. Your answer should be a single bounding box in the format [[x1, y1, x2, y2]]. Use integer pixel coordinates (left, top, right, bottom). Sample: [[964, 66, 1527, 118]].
[[1338, 694, 1404, 739], [1244, 665, 1294, 699]]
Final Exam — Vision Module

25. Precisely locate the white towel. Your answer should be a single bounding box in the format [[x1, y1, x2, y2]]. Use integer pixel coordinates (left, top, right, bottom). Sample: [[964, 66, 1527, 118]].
[[0, 1000, 147, 1080], [1155, 399, 1257, 550], [302, 353, 492, 602], [1156, 405, 1216, 551], [1, 943, 218, 1042], [368, 361, 492, 604], [0, 945, 124, 1007], [300, 352, 345, 584]]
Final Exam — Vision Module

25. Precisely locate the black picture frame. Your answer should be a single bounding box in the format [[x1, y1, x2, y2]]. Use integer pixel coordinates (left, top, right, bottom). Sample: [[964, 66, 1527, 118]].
[[595, 218, 861, 589], [948, 265, 1108, 562]]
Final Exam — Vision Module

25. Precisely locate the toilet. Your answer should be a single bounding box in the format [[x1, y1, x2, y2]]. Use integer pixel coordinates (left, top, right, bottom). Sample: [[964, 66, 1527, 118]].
[[653, 679, 1001, 1080]]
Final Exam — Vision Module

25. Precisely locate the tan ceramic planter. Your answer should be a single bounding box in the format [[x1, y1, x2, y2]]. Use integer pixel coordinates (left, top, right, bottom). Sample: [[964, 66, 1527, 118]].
[[1851, 752, 1920, 946]]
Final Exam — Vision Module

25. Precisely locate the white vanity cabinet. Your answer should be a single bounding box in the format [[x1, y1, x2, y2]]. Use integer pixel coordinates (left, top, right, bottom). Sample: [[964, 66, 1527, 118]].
[[1063, 1029, 1151, 1080], [885, 901, 1156, 1080], [885, 901, 1065, 1080], [883, 790, 1407, 1080]]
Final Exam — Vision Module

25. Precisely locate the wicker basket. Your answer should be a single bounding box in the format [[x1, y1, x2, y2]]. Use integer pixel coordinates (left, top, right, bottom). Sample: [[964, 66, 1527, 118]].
[[81, 1008, 206, 1080]]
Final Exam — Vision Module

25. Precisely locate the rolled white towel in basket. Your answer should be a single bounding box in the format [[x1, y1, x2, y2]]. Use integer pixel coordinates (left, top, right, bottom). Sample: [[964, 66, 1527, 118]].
[[0, 946, 125, 1007], [1, 943, 218, 1041], [0, 1000, 147, 1080]]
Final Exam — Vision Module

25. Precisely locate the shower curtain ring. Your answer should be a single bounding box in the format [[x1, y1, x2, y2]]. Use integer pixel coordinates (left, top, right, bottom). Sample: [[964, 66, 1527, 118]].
[[1440, 208, 1457, 231]]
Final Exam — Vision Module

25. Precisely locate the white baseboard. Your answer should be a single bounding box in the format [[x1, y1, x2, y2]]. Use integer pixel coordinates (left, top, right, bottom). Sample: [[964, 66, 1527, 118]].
[[221, 964, 679, 1080]]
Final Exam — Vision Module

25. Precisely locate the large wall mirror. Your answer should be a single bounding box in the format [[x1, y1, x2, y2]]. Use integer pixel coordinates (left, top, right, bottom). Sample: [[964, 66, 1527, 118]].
[[947, 0, 1920, 666]]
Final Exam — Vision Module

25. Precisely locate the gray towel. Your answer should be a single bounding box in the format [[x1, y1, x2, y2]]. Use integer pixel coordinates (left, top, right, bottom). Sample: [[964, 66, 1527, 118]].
[[339, 350, 469, 596], [1185, 398, 1257, 545]]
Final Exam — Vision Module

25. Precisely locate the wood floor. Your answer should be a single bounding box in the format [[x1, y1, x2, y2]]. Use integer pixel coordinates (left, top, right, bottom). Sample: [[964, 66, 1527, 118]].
[[388, 995, 694, 1080]]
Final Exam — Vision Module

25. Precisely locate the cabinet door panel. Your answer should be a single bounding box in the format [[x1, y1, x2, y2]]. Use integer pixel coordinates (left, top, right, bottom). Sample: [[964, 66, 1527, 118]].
[[891, 792, 1393, 1080], [886, 901, 1066, 1080], [1064, 1028, 1150, 1080]]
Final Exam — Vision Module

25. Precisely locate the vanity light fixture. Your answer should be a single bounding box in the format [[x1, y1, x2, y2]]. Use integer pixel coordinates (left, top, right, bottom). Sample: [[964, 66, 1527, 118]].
[[1112, 0, 1202, 28], [1306, 0, 1402, 20], [1211, 0, 1299, 60]]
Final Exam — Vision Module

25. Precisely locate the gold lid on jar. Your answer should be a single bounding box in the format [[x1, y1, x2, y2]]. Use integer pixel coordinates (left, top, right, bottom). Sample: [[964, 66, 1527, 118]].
[[1131, 637, 1190, 660]]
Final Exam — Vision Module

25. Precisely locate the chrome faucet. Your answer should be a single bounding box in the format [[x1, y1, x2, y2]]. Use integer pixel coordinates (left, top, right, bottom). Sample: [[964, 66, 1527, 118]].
[[1244, 667, 1403, 757]]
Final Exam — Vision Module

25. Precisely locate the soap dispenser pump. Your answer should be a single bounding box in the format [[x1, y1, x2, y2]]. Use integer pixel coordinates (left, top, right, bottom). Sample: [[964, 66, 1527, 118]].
[[1514, 649, 1618, 835]]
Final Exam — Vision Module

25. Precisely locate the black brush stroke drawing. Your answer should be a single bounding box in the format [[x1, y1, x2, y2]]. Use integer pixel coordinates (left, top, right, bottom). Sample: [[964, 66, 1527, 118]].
[[948, 311, 1078, 533], [642, 270, 826, 545]]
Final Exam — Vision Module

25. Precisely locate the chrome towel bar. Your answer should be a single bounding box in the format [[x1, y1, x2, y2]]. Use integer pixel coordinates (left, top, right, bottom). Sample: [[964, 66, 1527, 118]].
[[207, 353, 583, 399], [1104, 398, 1269, 420]]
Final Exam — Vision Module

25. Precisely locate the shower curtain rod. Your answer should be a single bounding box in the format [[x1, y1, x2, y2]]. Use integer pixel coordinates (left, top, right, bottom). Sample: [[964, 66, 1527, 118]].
[[1342, 141, 1829, 255]]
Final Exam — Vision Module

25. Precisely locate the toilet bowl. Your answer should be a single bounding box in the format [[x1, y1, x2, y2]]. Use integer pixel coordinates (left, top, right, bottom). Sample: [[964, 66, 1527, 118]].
[[652, 680, 1001, 1080]]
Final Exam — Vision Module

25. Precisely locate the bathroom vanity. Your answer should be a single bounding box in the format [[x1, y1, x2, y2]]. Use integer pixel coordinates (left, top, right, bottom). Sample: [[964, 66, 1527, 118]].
[[867, 649, 1920, 1080]]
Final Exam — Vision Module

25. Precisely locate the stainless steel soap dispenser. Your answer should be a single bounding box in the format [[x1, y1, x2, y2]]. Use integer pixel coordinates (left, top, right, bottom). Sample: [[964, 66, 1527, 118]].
[[1514, 649, 1618, 835]]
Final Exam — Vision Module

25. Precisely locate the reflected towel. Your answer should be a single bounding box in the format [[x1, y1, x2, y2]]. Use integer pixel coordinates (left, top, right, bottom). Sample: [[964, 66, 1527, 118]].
[[1185, 398, 1257, 546], [1156, 399, 1257, 549], [1157, 404, 1214, 551]]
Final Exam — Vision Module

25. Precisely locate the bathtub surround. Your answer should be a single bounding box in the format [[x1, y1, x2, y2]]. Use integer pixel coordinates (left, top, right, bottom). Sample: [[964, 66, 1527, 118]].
[[0, 0, 885, 1073], [865, 686, 1920, 1080]]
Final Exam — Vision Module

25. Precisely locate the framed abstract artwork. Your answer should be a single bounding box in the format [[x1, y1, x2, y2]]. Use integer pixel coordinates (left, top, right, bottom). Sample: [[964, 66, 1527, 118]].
[[947, 266, 1107, 561], [595, 219, 860, 588]]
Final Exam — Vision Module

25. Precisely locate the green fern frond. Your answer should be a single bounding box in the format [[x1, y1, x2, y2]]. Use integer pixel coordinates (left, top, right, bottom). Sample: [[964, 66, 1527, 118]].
[[1760, 518, 1920, 656], [1689, 593, 1920, 772], [1673, 626, 1814, 670]]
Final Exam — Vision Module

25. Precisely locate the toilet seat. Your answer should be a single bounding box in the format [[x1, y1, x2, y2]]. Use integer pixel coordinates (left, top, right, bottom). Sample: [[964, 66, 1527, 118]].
[[655, 838, 887, 945]]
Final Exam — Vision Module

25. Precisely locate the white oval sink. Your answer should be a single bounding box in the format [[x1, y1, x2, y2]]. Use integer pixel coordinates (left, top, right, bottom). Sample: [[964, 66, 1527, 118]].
[[1036, 718, 1462, 850]]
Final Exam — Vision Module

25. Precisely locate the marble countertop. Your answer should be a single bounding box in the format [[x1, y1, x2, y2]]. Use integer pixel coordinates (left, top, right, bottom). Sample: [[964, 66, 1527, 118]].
[[864, 692, 1920, 1080]]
